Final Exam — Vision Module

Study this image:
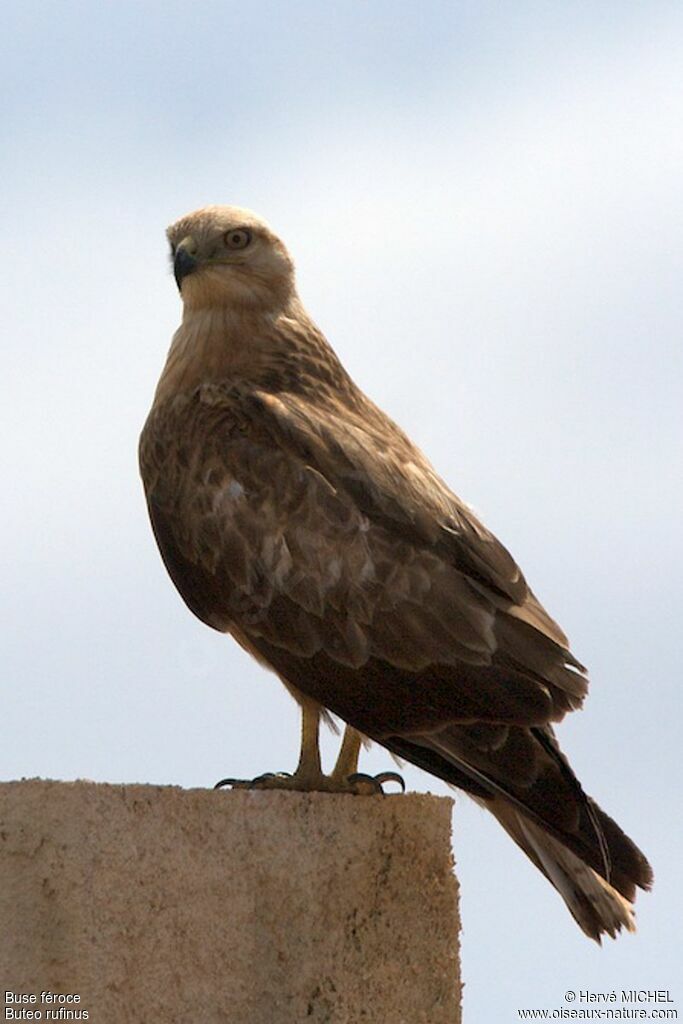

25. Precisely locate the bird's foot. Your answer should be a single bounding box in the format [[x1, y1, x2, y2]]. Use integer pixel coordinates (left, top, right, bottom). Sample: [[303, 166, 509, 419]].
[[344, 771, 406, 795], [214, 769, 405, 795]]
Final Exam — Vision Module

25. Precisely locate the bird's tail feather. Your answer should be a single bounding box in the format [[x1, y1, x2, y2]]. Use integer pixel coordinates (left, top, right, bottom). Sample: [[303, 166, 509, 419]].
[[484, 796, 636, 941], [382, 729, 652, 940]]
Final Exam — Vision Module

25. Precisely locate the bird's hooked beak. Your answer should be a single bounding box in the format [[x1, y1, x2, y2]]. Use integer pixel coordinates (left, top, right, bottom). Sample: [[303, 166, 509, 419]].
[[173, 236, 199, 290]]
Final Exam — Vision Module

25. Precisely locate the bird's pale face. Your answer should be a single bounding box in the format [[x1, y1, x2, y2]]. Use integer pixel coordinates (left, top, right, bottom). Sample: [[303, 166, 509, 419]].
[[167, 206, 295, 314]]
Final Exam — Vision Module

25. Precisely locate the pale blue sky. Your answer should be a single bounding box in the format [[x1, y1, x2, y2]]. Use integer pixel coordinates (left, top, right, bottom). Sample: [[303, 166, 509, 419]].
[[2, 2, 681, 1018]]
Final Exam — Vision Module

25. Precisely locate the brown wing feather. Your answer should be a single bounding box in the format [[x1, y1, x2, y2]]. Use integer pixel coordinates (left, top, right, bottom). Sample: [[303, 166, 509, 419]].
[[252, 389, 531, 605], [381, 725, 653, 900], [140, 382, 586, 727]]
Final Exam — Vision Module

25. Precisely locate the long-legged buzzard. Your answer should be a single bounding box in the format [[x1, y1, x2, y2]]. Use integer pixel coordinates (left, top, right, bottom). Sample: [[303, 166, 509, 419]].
[[140, 206, 652, 940]]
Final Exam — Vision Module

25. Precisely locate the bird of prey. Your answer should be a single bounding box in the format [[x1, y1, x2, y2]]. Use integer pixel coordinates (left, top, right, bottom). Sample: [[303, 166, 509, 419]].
[[139, 205, 652, 941]]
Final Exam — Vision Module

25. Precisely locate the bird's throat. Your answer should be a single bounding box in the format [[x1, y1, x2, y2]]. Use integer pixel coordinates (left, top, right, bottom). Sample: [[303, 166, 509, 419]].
[[154, 306, 280, 402]]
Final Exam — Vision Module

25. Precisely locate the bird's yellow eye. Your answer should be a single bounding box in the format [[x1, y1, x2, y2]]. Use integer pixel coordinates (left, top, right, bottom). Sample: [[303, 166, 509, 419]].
[[224, 229, 251, 250]]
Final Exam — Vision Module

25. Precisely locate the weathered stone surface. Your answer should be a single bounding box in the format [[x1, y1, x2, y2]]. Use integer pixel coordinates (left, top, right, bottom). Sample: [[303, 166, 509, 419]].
[[0, 780, 460, 1023]]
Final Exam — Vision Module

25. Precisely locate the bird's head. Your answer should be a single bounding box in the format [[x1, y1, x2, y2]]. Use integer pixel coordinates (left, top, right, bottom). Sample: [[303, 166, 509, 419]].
[[167, 206, 296, 314]]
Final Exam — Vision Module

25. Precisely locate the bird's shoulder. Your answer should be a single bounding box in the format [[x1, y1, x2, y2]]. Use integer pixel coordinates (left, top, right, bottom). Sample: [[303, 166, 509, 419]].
[[141, 367, 584, 714], [235, 381, 532, 605], [141, 373, 527, 605], [233, 379, 578, 660]]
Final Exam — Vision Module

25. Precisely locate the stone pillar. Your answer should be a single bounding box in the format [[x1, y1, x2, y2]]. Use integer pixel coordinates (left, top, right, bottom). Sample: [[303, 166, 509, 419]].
[[0, 780, 461, 1023]]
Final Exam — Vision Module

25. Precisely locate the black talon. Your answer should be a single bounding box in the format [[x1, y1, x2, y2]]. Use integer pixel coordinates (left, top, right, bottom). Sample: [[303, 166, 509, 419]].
[[214, 777, 239, 789], [214, 771, 293, 790], [347, 771, 406, 795], [214, 769, 404, 794], [373, 771, 406, 793]]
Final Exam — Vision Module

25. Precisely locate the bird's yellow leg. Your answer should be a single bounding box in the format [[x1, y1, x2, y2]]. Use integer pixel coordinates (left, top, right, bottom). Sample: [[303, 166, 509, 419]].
[[290, 701, 325, 787], [329, 725, 362, 782], [331, 724, 406, 794], [214, 701, 325, 791]]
